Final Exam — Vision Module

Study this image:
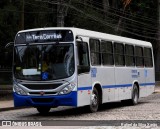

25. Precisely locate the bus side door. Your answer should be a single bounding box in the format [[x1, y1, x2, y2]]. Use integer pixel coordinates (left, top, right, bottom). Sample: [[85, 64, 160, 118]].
[[76, 40, 91, 107]]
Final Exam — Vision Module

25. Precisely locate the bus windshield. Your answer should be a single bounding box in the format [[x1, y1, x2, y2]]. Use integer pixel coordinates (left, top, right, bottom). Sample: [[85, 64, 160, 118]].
[[14, 43, 74, 81]]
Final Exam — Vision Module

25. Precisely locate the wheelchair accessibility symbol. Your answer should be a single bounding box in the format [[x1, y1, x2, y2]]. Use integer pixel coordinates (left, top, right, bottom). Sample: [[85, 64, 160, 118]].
[[42, 72, 48, 80]]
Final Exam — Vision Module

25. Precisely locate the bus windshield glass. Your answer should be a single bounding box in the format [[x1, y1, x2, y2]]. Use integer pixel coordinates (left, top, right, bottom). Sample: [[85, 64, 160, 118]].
[[14, 44, 74, 81]]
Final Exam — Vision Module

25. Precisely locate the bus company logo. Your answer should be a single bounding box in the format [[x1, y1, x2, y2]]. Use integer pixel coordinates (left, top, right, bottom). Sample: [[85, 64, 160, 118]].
[[2, 121, 11, 126], [40, 91, 45, 96]]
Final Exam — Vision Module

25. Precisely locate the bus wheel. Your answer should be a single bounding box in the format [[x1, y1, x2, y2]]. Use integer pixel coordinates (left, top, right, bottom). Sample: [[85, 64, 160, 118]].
[[90, 87, 99, 112], [121, 84, 139, 106], [36, 107, 51, 115], [131, 84, 139, 105]]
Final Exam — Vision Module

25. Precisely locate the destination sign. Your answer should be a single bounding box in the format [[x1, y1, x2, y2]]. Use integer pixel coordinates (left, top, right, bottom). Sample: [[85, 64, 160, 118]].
[[26, 33, 62, 42], [15, 30, 73, 44]]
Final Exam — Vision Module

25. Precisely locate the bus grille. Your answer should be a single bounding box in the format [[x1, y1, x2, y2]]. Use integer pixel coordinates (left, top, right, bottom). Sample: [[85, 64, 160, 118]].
[[23, 83, 62, 90], [29, 92, 57, 95]]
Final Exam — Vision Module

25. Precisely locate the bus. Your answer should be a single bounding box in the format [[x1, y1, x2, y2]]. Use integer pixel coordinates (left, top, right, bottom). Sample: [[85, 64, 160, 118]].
[[12, 27, 155, 114]]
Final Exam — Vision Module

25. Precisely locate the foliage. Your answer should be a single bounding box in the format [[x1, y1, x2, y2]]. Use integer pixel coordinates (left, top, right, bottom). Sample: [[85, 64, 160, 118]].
[[0, 0, 158, 70]]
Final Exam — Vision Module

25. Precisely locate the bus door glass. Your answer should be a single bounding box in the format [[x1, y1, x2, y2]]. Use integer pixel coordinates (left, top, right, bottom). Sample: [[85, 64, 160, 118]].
[[77, 41, 91, 106]]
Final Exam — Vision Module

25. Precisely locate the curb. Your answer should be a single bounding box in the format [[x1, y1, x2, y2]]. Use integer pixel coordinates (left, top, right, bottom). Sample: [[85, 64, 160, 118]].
[[0, 107, 15, 112], [155, 81, 160, 85], [0, 106, 31, 112], [154, 91, 160, 93]]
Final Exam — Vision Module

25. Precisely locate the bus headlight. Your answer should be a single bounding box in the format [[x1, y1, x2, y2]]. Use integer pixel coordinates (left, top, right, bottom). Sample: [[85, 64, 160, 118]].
[[13, 84, 27, 95], [59, 83, 75, 95]]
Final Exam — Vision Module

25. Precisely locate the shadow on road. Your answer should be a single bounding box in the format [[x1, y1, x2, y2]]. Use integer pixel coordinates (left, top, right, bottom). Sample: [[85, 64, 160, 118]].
[[24, 101, 148, 118]]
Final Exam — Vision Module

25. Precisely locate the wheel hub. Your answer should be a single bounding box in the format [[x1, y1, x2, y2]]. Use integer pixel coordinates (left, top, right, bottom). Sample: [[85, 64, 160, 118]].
[[91, 94, 97, 106]]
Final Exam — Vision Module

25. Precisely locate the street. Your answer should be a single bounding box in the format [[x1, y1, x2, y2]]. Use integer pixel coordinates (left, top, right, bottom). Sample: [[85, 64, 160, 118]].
[[0, 92, 160, 122]]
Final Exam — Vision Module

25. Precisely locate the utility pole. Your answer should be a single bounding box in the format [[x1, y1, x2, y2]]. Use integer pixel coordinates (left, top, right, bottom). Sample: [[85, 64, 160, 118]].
[[57, 0, 64, 27], [155, 0, 160, 75], [35, 0, 70, 27], [20, 0, 24, 30], [57, 0, 71, 27], [103, 0, 109, 20]]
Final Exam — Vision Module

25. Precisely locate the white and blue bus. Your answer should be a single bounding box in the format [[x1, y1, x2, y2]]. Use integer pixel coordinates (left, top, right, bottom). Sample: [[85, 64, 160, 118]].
[[12, 27, 155, 114]]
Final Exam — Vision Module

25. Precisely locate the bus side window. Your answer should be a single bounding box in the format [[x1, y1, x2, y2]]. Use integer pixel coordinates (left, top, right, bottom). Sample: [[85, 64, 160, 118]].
[[89, 39, 101, 65], [144, 47, 153, 67], [125, 44, 135, 66], [101, 40, 114, 65], [135, 46, 144, 67], [77, 42, 90, 74], [114, 43, 125, 66]]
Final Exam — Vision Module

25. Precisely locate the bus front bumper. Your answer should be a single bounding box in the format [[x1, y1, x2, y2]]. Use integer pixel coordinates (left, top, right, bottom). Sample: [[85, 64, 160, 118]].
[[13, 91, 77, 107]]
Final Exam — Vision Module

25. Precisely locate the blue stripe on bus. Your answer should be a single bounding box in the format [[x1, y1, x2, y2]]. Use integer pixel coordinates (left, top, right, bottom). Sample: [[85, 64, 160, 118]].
[[77, 86, 92, 91], [140, 83, 155, 86], [78, 82, 155, 91], [102, 84, 132, 89]]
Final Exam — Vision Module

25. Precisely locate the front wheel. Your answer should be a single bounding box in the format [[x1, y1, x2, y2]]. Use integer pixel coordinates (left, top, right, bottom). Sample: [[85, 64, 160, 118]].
[[36, 107, 51, 115], [89, 87, 99, 112]]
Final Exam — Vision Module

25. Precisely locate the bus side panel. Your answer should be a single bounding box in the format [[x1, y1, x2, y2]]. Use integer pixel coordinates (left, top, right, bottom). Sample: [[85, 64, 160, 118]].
[[137, 68, 147, 97], [115, 67, 132, 100], [145, 68, 155, 96], [90, 67, 115, 103], [77, 73, 91, 107], [100, 66, 115, 103]]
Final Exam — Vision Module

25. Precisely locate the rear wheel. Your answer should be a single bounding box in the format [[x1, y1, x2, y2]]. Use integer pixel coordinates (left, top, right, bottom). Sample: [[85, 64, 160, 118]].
[[122, 84, 139, 105], [37, 107, 51, 115], [90, 87, 99, 112], [130, 84, 139, 105]]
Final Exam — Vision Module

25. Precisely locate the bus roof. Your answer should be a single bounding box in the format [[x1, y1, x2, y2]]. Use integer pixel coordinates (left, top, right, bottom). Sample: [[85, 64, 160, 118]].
[[18, 27, 152, 47]]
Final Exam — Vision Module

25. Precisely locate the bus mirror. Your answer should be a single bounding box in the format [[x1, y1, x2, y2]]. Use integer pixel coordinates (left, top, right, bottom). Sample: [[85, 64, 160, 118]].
[[5, 42, 14, 48], [78, 65, 90, 74]]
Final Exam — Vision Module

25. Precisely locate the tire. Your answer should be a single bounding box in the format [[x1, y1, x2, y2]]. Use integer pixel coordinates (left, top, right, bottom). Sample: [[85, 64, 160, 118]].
[[132, 85, 139, 105], [121, 84, 139, 106], [89, 87, 99, 112], [37, 107, 51, 115], [131, 84, 139, 105]]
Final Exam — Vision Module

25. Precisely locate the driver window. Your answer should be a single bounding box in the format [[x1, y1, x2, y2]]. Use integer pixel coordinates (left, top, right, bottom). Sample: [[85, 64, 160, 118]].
[[77, 42, 89, 66]]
